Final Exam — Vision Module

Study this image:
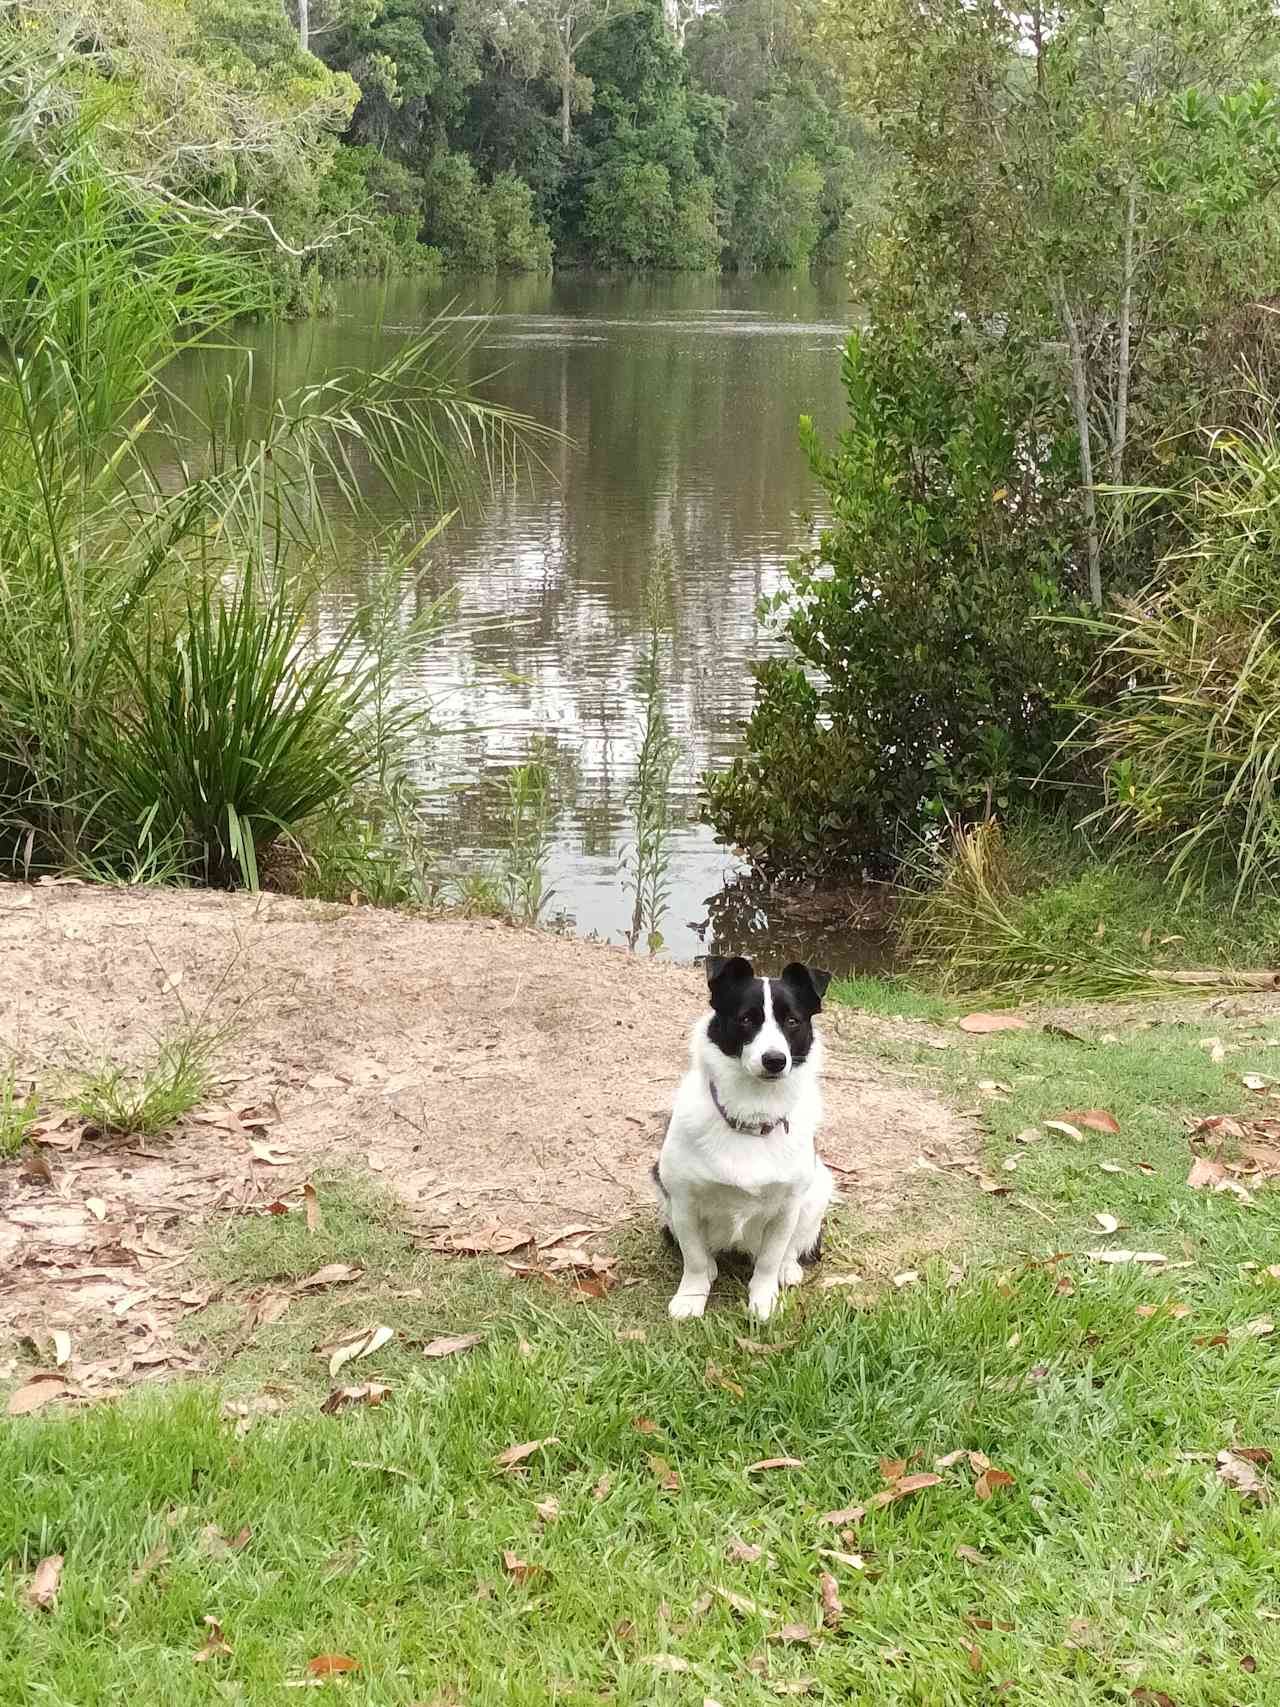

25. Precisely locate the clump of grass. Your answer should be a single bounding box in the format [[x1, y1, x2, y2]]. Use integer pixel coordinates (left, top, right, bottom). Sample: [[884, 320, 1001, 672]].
[[621, 567, 681, 954], [74, 1026, 219, 1138], [498, 746, 556, 925], [905, 819, 1280, 1000], [1080, 423, 1280, 905], [0, 1068, 37, 1158]]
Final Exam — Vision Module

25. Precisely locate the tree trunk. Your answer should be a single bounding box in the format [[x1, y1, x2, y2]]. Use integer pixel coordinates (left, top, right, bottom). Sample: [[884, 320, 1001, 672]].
[[1109, 181, 1137, 486], [297, 0, 309, 54], [560, 57, 572, 147], [1054, 278, 1102, 607]]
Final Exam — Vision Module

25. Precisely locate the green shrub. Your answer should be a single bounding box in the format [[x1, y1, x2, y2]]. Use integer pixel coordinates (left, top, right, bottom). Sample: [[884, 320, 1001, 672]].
[[702, 320, 1091, 879], [488, 172, 554, 273], [421, 151, 497, 271]]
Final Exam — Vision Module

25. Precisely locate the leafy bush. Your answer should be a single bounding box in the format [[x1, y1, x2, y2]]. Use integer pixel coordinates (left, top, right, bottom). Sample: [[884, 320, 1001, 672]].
[[1082, 424, 1280, 904], [702, 321, 1091, 879], [488, 172, 554, 273]]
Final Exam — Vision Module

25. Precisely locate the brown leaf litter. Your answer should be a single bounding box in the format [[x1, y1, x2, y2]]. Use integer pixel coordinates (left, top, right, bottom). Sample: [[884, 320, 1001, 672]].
[[1, 888, 972, 1391]]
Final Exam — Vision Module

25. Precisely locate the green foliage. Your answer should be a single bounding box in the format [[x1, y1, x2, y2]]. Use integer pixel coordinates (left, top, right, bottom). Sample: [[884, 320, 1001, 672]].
[[703, 322, 1091, 878], [498, 751, 556, 925], [0, 1067, 37, 1160], [621, 572, 680, 953], [1081, 422, 1280, 905], [74, 1028, 219, 1138], [488, 170, 554, 272], [0, 37, 546, 887], [904, 819, 1280, 997]]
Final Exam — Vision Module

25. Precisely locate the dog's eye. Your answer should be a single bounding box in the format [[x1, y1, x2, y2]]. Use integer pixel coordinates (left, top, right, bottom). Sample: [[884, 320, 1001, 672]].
[[743, 1010, 764, 1028]]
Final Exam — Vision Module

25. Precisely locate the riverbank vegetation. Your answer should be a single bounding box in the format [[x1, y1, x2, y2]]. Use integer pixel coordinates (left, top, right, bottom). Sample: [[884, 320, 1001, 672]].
[[10, 0, 875, 298], [0, 31, 545, 896], [704, 0, 1280, 993]]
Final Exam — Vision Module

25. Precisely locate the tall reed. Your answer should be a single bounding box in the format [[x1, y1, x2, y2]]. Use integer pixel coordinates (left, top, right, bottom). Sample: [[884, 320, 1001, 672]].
[[621, 567, 681, 953]]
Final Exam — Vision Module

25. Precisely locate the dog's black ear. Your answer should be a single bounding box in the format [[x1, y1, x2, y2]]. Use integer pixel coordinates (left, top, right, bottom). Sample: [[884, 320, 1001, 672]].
[[705, 955, 753, 1002], [781, 961, 832, 1015]]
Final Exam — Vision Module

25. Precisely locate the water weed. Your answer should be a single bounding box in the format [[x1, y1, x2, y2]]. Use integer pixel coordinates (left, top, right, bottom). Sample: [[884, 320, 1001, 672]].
[[621, 567, 681, 953]]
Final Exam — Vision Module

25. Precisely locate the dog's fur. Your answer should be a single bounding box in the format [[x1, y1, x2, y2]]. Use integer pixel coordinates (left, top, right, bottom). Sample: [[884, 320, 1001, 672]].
[[653, 956, 833, 1320]]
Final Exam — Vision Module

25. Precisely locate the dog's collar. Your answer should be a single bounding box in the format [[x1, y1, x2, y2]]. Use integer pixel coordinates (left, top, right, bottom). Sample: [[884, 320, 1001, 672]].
[[709, 1078, 789, 1137]]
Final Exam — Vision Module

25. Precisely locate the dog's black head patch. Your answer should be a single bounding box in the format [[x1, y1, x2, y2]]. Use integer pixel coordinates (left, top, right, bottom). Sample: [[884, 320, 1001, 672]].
[[704, 957, 831, 1069]]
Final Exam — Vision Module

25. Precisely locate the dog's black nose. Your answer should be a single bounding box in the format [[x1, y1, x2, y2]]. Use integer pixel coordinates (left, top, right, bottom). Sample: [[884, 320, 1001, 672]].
[[761, 1051, 787, 1076]]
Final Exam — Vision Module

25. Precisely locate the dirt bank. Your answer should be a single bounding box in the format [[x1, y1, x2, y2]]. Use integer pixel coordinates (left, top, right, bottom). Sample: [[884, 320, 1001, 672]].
[[0, 884, 972, 1382]]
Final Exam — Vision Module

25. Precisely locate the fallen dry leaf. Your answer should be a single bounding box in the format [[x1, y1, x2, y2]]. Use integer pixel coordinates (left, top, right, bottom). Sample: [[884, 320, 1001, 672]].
[[769, 1623, 816, 1644], [84, 1197, 107, 1221], [1218, 1449, 1271, 1501], [746, 1456, 805, 1472], [297, 1264, 363, 1290], [501, 1550, 539, 1585], [1242, 1073, 1273, 1092], [974, 1468, 1016, 1500], [1063, 1109, 1121, 1135], [322, 1324, 394, 1379], [199, 1524, 252, 1558], [494, 1436, 560, 1471], [534, 1497, 560, 1524], [126, 1539, 172, 1587], [303, 1183, 323, 1235], [958, 1013, 1029, 1034], [648, 1455, 681, 1491], [879, 1456, 907, 1481], [8, 1373, 69, 1416], [643, 1655, 690, 1672], [715, 1586, 770, 1618], [769, 1683, 814, 1697], [818, 1547, 865, 1569], [434, 1224, 533, 1256], [892, 1270, 920, 1288], [593, 1474, 612, 1501], [728, 1538, 764, 1563], [422, 1333, 484, 1360], [632, 1415, 659, 1435], [1094, 1213, 1120, 1234], [26, 1554, 63, 1610], [319, 1382, 392, 1414], [955, 1545, 988, 1567], [818, 1272, 862, 1289], [1132, 1691, 1176, 1707], [248, 1139, 291, 1166], [616, 1328, 647, 1342], [1088, 1249, 1168, 1265], [1186, 1156, 1254, 1204], [50, 1330, 72, 1368], [306, 1655, 361, 1677], [819, 1570, 843, 1628], [1044, 1120, 1084, 1143], [705, 1359, 745, 1399], [194, 1615, 233, 1663]]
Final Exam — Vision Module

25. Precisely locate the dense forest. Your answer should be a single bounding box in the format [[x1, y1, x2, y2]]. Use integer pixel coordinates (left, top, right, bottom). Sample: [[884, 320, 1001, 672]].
[[23, 0, 875, 304]]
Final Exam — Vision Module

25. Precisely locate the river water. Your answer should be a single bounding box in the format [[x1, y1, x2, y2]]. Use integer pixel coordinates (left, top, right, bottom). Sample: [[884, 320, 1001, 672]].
[[169, 272, 873, 966]]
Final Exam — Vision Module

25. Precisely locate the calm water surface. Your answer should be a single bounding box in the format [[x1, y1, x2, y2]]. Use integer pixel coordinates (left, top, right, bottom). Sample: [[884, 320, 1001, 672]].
[[169, 273, 873, 965]]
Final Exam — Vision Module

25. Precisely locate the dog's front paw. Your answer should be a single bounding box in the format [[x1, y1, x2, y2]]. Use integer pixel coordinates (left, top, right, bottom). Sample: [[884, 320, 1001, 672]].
[[748, 1282, 779, 1321], [669, 1291, 709, 1320], [780, 1259, 804, 1288]]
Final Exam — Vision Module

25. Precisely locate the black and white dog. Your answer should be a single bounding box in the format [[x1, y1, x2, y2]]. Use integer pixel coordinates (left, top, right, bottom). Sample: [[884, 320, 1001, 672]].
[[653, 956, 832, 1321]]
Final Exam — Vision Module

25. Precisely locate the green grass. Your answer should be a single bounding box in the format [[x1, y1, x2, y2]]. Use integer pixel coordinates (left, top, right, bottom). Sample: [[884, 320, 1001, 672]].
[[830, 973, 953, 1022], [74, 1028, 218, 1138], [10, 982, 1280, 1702], [0, 1066, 37, 1158], [7, 1250, 1280, 1703]]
